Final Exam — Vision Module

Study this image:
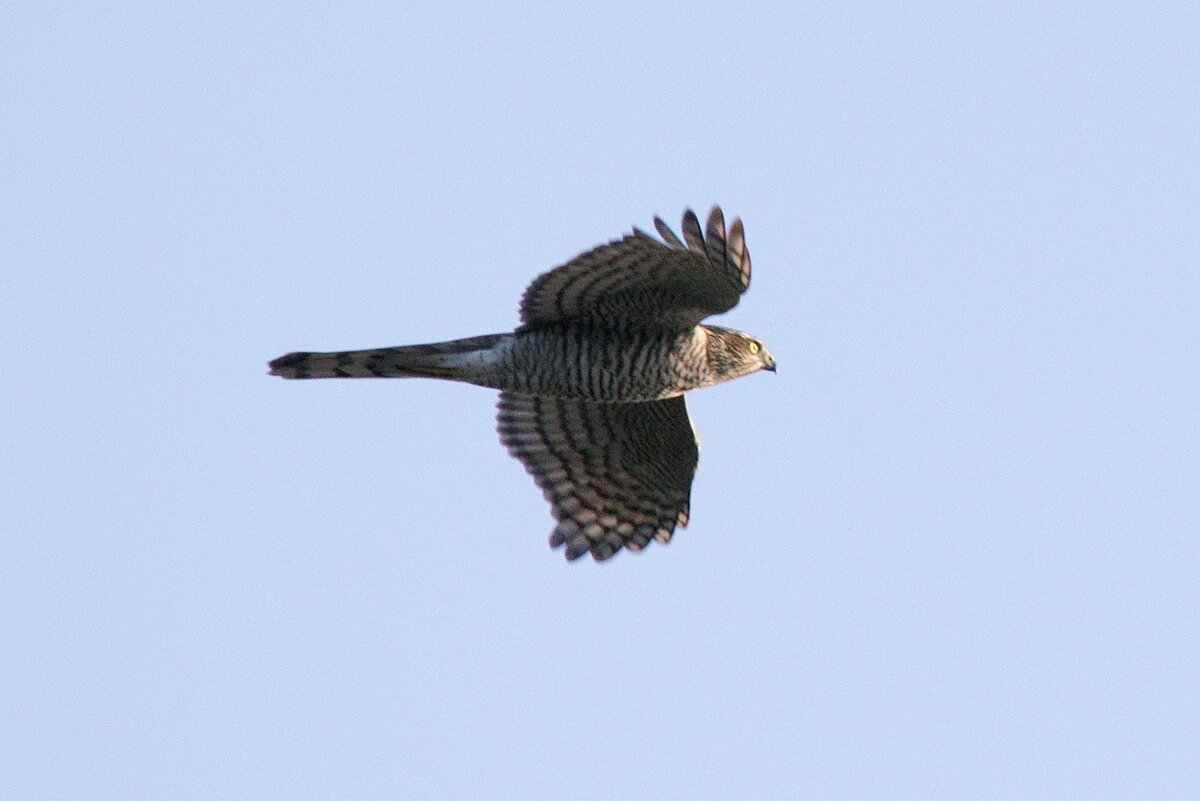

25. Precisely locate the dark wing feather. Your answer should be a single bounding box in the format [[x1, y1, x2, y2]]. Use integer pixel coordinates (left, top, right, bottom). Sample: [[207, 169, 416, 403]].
[[518, 206, 751, 332], [497, 393, 699, 561]]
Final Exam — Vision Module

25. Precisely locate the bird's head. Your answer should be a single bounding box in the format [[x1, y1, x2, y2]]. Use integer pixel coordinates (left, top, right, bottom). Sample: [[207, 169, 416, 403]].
[[703, 326, 776, 381]]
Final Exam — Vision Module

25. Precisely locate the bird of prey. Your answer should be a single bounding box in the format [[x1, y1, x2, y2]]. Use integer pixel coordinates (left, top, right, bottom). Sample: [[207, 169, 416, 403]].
[[269, 206, 775, 561]]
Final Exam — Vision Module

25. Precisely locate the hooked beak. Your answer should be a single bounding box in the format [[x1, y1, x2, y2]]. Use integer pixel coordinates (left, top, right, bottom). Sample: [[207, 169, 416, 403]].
[[763, 357, 777, 373]]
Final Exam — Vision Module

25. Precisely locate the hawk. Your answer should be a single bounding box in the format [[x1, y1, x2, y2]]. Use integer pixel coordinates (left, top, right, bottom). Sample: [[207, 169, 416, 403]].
[[269, 206, 775, 561]]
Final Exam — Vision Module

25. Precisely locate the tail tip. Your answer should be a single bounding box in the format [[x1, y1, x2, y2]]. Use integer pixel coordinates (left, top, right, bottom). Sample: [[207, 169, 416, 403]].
[[268, 352, 308, 378]]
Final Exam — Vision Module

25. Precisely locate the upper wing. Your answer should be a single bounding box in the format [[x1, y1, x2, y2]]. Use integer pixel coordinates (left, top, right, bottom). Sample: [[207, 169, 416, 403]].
[[518, 206, 751, 332], [497, 392, 699, 561]]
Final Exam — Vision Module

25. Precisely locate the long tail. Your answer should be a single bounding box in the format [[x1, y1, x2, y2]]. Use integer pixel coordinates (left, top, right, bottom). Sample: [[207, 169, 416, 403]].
[[268, 334, 507, 379]]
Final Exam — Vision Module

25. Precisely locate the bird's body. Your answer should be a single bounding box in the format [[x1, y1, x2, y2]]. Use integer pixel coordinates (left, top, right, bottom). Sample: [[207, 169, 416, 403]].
[[269, 323, 745, 403], [270, 207, 774, 561]]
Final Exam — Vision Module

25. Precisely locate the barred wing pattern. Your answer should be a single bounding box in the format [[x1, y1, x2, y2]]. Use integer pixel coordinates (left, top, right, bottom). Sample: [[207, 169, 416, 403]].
[[518, 207, 751, 332], [497, 392, 699, 561]]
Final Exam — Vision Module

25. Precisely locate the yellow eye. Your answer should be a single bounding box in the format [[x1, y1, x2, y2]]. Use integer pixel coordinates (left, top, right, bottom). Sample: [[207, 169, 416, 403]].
[[748, 341, 760, 355]]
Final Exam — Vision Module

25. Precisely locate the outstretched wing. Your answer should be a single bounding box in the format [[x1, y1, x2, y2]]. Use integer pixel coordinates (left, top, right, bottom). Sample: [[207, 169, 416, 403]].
[[518, 206, 751, 332], [497, 392, 699, 561]]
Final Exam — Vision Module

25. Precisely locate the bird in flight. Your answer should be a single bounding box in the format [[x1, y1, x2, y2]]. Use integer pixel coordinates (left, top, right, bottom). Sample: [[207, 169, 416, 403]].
[[269, 206, 775, 561]]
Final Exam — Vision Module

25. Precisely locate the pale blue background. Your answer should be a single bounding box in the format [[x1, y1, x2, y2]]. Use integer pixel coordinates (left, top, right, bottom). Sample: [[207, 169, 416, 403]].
[[4, 2, 1198, 799]]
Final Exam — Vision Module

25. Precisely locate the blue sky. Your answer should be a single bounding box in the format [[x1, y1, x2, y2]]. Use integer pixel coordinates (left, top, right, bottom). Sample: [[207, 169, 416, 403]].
[[4, 2, 1198, 798]]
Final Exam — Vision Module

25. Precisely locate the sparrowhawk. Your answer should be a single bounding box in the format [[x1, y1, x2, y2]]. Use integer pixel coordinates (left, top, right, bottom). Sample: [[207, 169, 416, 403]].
[[269, 206, 775, 561]]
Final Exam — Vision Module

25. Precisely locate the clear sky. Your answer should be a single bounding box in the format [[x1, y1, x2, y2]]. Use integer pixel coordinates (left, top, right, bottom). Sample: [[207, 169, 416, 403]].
[[4, 2, 1198, 799]]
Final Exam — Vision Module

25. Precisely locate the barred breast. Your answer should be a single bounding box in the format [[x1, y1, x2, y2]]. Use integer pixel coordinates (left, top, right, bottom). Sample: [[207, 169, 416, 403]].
[[497, 324, 709, 402]]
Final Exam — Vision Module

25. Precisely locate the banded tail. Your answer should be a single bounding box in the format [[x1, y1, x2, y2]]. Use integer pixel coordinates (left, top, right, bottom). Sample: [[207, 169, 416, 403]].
[[268, 334, 507, 380]]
